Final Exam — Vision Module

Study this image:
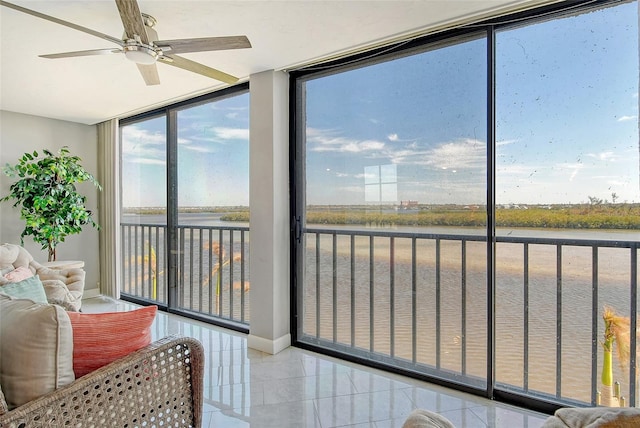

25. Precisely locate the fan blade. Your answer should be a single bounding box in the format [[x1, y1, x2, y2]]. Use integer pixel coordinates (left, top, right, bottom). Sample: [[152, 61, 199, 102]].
[[0, 0, 124, 46], [114, 0, 149, 44], [40, 48, 122, 59], [136, 63, 160, 86], [156, 36, 251, 54], [158, 55, 238, 84]]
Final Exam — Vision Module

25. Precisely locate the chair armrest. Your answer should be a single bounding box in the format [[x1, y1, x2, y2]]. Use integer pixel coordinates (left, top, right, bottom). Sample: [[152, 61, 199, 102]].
[[0, 335, 204, 427]]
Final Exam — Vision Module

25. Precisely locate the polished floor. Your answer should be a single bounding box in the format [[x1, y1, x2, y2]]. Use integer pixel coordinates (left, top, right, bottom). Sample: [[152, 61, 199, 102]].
[[83, 296, 550, 428]]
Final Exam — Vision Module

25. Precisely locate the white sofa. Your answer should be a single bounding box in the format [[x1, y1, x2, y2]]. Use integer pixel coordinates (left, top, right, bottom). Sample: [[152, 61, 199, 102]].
[[0, 243, 85, 311]]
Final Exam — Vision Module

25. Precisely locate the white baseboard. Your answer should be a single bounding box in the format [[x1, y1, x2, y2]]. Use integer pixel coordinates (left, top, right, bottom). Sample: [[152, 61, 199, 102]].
[[248, 333, 291, 355], [82, 288, 101, 299]]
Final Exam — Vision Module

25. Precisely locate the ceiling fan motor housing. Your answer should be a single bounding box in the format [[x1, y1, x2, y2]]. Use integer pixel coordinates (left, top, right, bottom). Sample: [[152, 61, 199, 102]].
[[122, 21, 160, 64], [123, 41, 159, 64]]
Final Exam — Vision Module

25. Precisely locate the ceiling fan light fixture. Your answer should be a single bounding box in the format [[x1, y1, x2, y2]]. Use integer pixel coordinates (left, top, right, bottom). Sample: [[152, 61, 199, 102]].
[[123, 43, 158, 65]]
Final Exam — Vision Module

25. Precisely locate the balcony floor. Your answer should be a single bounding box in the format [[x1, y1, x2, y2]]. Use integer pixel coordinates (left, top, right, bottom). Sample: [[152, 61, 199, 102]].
[[83, 296, 550, 428]]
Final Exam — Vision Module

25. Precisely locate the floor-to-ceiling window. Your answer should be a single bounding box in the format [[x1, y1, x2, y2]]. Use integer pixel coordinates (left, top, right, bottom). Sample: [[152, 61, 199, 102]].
[[120, 85, 251, 329], [292, 0, 638, 411], [120, 114, 168, 304], [294, 33, 489, 391], [495, 1, 639, 406]]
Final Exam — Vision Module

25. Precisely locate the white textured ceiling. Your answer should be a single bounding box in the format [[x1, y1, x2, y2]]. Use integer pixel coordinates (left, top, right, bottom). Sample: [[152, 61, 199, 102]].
[[1, 0, 551, 125]]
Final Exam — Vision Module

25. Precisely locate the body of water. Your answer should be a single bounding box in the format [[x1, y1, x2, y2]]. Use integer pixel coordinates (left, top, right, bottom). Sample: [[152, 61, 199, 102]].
[[121, 211, 639, 405]]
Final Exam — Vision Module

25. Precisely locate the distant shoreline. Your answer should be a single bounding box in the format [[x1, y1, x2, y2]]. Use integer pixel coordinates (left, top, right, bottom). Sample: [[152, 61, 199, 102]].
[[123, 203, 640, 230]]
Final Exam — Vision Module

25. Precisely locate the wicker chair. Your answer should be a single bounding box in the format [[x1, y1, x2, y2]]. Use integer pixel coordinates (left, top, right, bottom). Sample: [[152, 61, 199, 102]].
[[0, 335, 204, 428]]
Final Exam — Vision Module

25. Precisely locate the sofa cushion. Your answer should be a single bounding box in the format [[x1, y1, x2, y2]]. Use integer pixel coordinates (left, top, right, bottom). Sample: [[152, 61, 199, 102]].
[[402, 409, 456, 428], [0, 275, 48, 303], [3, 266, 34, 282], [0, 244, 20, 268], [39, 267, 86, 312], [0, 293, 75, 409], [41, 279, 82, 311], [68, 305, 157, 377], [542, 407, 640, 427], [0, 384, 8, 416]]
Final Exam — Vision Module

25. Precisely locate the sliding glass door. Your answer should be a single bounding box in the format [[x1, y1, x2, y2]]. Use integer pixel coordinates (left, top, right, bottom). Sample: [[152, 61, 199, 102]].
[[293, 0, 638, 410], [295, 33, 489, 390], [494, 1, 639, 405]]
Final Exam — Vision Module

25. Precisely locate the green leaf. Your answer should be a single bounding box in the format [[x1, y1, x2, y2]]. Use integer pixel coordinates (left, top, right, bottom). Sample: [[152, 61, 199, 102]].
[[0, 147, 101, 258]]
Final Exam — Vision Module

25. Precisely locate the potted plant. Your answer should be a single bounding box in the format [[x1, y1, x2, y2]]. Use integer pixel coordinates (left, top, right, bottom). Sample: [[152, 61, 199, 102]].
[[601, 306, 631, 406], [1, 147, 101, 261]]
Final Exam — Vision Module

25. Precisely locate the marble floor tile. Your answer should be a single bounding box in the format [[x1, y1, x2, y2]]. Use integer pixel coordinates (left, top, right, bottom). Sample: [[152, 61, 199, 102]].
[[82, 297, 552, 428]]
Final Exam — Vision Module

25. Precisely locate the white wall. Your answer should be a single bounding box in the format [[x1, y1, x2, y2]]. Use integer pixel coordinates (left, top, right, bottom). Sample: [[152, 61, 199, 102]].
[[247, 70, 291, 354], [0, 110, 100, 295]]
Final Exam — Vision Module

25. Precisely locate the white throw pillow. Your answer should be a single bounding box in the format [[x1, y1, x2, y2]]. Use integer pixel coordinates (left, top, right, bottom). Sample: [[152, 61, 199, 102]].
[[0, 293, 75, 409]]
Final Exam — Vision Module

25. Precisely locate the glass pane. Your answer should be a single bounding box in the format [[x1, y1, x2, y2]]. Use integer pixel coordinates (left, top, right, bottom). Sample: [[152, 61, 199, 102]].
[[120, 115, 168, 304], [301, 35, 488, 388], [176, 93, 251, 323], [495, 1, 639, 405]]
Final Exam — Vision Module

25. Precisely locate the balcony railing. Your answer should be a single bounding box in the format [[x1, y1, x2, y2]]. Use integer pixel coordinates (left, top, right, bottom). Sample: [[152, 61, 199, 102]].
[[298, 226, 639, 407], [121, 222, 250, 327], [121, 220, 638, 407]]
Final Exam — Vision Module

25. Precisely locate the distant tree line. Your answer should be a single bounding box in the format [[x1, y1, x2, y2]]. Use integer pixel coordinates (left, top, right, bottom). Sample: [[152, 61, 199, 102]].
[[221, 203, 640, 230]]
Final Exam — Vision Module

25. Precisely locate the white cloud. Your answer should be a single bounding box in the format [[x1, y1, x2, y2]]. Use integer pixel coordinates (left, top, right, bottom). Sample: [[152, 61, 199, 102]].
[[309, 127, 488, 172], [307, 128, 385, 153], [617, 115, 637, 122], [182, 145, 215, 153], [121, 125, 166, 163], [184, 127, 249, 145], [586, 151, 616, 161], [213, 127, 250, 140], [126, 157, 165, 166], [417, 138, 486, 170], [121, 125, 165, 145], [497, 164, 538, 175], [122, 123, 249, 163]]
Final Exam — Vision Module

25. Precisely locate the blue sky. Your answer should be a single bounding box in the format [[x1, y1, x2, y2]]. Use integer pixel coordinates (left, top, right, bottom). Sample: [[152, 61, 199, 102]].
[[121, 93, 249, 208], [122, 2, 638, 208], [305, 2, 638, 206]]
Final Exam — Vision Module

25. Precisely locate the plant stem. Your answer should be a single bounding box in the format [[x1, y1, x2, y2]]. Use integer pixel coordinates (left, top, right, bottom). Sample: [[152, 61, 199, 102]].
[[602, 347, 613, 387]]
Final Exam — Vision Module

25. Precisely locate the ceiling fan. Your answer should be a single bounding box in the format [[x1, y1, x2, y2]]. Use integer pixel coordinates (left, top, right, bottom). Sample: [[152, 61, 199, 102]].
[[0, 0, 251, 85]]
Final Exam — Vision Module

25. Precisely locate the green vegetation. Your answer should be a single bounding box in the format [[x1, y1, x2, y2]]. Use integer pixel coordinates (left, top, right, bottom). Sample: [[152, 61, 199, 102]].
[[122, 206, 248, 215], [219, 211, 251, 222], [495, 205, 640, 229], [224, 204, 639, 230], [1, 147, 101, 261], [125, 203, 640, 230]]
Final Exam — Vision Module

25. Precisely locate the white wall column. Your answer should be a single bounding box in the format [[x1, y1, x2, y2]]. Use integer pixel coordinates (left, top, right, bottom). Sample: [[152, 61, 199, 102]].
[[248, 70, 290, 354], [97, 119, 121, 299]]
